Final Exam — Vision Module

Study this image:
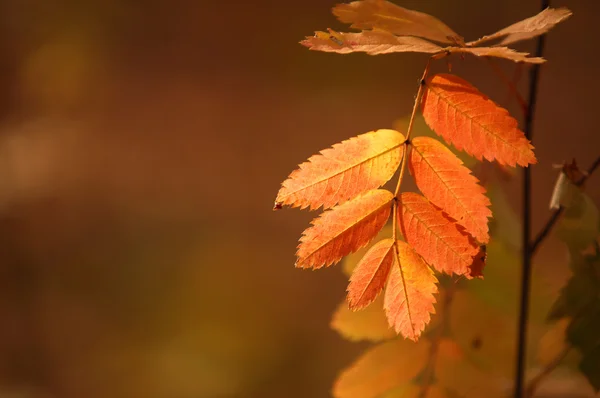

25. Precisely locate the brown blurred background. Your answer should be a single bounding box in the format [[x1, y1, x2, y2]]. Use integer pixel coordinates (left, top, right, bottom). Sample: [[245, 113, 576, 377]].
[[0, 0, 598, 397]]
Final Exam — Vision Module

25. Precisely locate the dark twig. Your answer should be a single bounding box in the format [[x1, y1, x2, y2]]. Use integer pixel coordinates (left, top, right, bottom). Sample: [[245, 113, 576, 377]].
[[515, 0, 550, 396], [530, 155, 600, 255]]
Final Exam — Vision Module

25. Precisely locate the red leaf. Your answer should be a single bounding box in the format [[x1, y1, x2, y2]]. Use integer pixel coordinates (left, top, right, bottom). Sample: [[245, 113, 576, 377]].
[[421, 74, 536, 167], [398, 192, 479, 276], [409, 136, 491, 243], [296, 189, 393, 269], [347, 238, 395, 310], [276, 129, 405, 210], [384, 240, 438, 341]]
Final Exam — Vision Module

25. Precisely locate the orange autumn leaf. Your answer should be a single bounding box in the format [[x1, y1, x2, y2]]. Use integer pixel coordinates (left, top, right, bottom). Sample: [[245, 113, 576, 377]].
[[347, 238, 395, 309], [468, 7, 573, 47], [333, 338, 429, 398], [275, 129, 405, 210], [296, 189, 393, 269], [409, 136, 491, 243], [398, 192, 479, 276], [301, 29, 442, 55], [384, 240, 438, 341], [421, 73, 536, 167], [333, 0, 461, 45]]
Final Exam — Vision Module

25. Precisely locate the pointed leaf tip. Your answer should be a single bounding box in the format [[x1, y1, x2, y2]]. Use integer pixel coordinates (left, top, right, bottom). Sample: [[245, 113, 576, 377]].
[[347, 238, 395, 310], [384, 240, 438, 341]]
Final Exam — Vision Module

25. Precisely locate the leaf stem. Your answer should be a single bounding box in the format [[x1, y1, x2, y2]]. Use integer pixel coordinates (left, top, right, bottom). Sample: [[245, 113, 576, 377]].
[[405, 58, 433, 142], [515, 1, 550, 396], [525, 346, 571, 397], [392, 57, 434, 241]]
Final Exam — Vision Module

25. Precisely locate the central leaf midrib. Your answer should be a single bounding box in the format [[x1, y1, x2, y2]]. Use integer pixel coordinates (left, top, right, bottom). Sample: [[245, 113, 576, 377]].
[[428, 84, 525, 153], [283, 143, 402, 198], [304, 198, 392, 261], [395, 242, 416, 337], [414, 145, 484, 237], [408, 203, 471, 265]]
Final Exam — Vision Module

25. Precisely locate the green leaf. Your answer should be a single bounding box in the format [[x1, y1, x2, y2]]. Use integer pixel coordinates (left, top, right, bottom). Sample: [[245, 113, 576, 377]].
[[556, 189, 600, 251], [567, 305, 600, 353], [548, 273, 598, 320], [548, 249, 600, 320], [580, 345, 600, 392]]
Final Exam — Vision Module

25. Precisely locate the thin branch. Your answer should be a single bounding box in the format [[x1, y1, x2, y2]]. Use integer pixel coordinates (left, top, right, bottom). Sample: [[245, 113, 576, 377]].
[[515, 0, 550, 396], [525, 346, 571, 397], [404, 57, 432, 142], [530, 154, 600, 255]]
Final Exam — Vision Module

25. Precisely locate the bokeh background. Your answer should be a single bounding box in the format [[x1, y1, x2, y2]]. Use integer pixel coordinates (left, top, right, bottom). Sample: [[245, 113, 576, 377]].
[[0, 0, 598, 397]]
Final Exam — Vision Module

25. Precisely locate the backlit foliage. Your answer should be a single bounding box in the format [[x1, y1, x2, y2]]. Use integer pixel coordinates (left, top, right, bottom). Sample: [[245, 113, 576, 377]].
[[274, 0, 576, 396]]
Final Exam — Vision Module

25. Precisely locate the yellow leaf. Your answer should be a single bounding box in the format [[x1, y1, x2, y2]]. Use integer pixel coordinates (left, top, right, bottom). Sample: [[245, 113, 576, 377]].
[[331, 296, 395, 342], [333, 338, 429, 398]]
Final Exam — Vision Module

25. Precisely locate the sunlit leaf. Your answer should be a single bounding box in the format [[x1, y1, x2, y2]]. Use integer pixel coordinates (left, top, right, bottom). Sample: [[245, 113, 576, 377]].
[[296, 189, 393, 268], [398, 192, 479, 276], [409, 136, 491, 243], [421, 73, 536, 167], [275, 129, 405, 210], [347, 238, 395, 309], [384, 240, 438, 341]]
